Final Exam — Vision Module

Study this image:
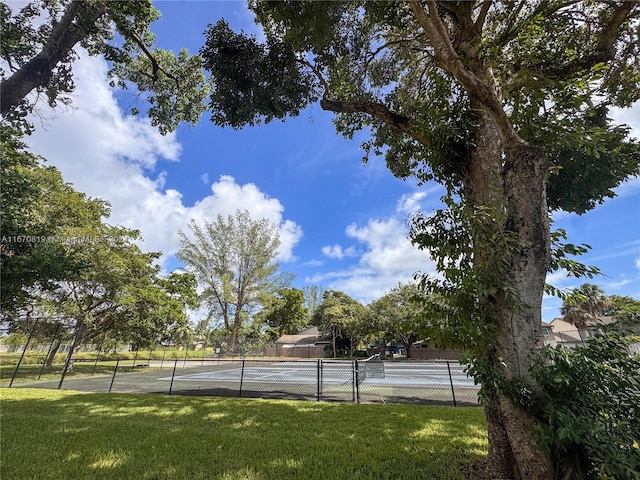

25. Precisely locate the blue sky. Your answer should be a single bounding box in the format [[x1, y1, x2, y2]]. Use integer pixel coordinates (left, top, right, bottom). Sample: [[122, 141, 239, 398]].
[[21, 1, 640, 322]]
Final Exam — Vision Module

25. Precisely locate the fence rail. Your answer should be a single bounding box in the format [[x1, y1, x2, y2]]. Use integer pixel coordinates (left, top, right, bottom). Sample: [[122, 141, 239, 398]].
[[4, 357, 480, 407]]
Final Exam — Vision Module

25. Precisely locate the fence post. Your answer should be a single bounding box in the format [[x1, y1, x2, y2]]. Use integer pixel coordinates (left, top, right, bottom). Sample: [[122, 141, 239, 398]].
[[351, 360, 356, 403], [109, 359, 120, 393], [239, 359, 246, 398], [58, 318, 85, 390], [446, 361, 457, 407], [9, 316, 40, 388], [317, 359, 322, 401], [169, 359, 178, 395], [355, 359, 360, 404]]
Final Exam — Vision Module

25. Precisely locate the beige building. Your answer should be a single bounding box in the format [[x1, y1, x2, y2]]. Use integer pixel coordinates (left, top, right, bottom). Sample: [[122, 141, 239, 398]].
[[541, 316, 616, 349]]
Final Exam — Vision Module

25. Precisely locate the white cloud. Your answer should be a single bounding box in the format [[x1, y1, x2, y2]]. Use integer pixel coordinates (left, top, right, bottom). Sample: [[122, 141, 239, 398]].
[[307, 212, 438, 304], [25, 51, 302, 267], [200, 173, 209, 185], [188, 175, 303, 262], [321, 244, 357, 260], [610, 102, 640, 140], [396, 191, 426, 215]]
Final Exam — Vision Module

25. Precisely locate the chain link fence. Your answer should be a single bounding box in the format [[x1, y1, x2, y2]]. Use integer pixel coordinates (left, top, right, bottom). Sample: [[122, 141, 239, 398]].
[[4, 356, 480, 406]]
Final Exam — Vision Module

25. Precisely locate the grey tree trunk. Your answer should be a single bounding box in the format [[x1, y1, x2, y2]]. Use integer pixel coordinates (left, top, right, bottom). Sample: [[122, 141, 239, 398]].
[[487, 143, 553, 480], [465, 110, 553, 479], [45, 338, 62, 367]]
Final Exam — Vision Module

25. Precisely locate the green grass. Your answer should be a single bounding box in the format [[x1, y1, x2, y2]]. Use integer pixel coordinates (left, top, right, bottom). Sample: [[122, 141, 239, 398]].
[[1, 388, 487, 480]]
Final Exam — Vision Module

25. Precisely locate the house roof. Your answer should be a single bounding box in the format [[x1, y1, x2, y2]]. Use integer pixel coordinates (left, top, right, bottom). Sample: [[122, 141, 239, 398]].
[[549, 316, 614, 332], [276, 327, 322, 346], [553, 329, 584, 343]]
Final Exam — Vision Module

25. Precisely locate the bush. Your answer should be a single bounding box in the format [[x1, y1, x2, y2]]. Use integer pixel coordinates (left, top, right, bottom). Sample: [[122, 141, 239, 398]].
[[531, 330, 640, 480]]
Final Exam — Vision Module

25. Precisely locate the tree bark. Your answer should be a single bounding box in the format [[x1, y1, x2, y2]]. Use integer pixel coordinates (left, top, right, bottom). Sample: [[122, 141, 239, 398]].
[[464, 108, 553, 479], [487, 145, 553, 479], [0, 1, 106, 114]]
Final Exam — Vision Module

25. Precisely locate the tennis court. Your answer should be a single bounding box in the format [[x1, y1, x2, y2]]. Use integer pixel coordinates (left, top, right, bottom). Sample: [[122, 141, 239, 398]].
[[165, 360, 474, 386], [11, 358, 480, 406]]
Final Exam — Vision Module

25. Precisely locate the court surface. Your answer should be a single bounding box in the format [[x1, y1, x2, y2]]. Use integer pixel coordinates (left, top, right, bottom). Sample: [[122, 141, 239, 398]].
[[161, 361, 476, 387]]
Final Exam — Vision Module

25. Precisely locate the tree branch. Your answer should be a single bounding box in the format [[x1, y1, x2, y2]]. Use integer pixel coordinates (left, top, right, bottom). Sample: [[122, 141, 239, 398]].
[[495, 1, 585, 48], [474, 1, 493, 33], [408, 0, 526, 148], [129, 33, 180, 89], [319, 98, 428, 145], [543, 1, 635, 79], [510, 1, 636, 84], [299, 58, 331, 97], [0, 1, 107, 115]]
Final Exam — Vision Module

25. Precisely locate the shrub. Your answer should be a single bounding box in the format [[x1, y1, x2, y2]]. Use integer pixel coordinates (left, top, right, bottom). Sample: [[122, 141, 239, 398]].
[[531, 330, 640, 480]]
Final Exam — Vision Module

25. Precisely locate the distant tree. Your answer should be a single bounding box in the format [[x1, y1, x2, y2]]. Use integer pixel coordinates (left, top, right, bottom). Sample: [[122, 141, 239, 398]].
[[561, 283, 610, 328], [194, 319, 212, 345], [178, 210, 293, 352], [122, 271, 198, 351], [0, 0, 207, 134], [302, 285, 324, 321], [603, 295, 640, 328], [0, 128, 105, 312], [312, 290, 365, 358], [48, 227, 194, 370], [258, 287, 308, 340], [365, 282, 424, 357], [170, 320, 194, 350], [0, 332, 27, 352]]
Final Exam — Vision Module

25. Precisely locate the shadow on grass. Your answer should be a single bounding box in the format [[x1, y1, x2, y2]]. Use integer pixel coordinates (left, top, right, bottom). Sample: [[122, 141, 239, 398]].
[[1, 388, 487, 480]]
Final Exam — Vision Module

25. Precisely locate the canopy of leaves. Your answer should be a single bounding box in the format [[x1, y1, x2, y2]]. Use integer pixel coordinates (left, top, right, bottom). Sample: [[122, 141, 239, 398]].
[[604, 295, 640, 327], [302, 284, 324, 320], [200, 19, 317, 128], [200, 1, 640, 213], [1, 127, 109, 311], [257, 287, 308, 340], [364, 282, 424, 348], [46, 224, 193, 349], [0, 0, 208, 134]]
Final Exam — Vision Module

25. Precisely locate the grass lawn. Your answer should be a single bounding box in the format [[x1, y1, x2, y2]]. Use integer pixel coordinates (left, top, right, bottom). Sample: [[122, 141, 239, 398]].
[[0, 388, 487, 480]]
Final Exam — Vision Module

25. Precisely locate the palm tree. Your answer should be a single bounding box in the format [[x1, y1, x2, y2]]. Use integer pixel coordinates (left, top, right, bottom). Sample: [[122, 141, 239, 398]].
[[170, 321, 194, 350], [561, 283, 609, 328]]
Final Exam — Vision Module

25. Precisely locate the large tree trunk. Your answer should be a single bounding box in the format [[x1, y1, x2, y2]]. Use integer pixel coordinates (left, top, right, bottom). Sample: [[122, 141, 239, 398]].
[[466, 110, 553, 479], [45, 338, 62, 367], [486, 143, 553, 480]]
